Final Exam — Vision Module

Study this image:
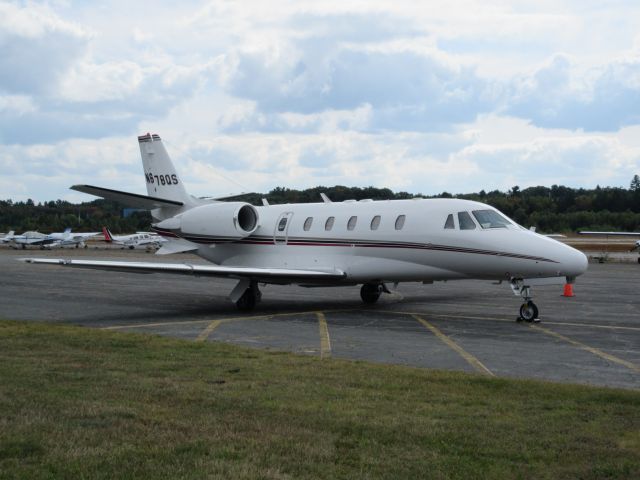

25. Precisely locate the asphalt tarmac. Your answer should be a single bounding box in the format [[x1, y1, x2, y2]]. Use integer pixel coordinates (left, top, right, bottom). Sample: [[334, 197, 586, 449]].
[[1, 246, 638, 390]]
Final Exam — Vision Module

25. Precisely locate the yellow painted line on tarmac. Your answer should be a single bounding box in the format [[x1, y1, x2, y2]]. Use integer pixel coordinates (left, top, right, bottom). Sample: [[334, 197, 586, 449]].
[[530, 325, 640, 374], [369, 309, 513, 324], [196, 320, 223, 342], [102, 318, 217, 330], [102, 308, 356, 332], [541, 321, 640, 332], [371, 309, 640, 332], [316, 312, 332, 359], [412, 314, 494, 377]]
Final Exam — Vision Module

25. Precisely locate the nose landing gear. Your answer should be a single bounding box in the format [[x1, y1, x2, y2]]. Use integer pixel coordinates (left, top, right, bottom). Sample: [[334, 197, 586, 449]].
[[511, 279, 540, 323], [519, 300, 539, 322]]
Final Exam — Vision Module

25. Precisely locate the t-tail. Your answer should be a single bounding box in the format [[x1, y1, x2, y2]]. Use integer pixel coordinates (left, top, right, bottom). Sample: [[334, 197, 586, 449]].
[[138, 133, 192, 206], [71, 133, 199, 222]]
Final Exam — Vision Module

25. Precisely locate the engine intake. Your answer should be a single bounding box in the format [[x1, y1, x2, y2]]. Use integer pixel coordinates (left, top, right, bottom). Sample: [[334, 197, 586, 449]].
[[159, 202, 259, 240]]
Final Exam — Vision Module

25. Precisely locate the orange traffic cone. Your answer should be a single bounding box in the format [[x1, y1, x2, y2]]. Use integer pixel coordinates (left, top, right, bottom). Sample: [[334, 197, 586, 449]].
[[563, 283, 574, 297]]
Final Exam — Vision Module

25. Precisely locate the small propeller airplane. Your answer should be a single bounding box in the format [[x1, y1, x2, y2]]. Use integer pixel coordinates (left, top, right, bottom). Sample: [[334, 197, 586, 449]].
[[21, 133, 588, 321], [44, 228, 101, 248], [0, 231, 16, 243], [102, 227, 166, 249], [6, 228, 99, 249]]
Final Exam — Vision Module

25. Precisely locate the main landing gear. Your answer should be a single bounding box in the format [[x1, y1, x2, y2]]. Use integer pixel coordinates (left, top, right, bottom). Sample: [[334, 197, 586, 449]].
[[234, 281, 262, 311], [360, 283, 392, 304], [511, 279, 540, 323]]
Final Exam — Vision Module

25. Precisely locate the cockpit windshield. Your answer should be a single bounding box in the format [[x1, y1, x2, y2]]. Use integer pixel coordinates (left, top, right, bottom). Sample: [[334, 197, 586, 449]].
[[472, 210, 512, 229]]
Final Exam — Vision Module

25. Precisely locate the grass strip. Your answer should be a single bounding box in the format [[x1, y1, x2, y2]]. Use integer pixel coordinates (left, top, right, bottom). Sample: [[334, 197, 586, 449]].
[[0, 320, 639, 479]]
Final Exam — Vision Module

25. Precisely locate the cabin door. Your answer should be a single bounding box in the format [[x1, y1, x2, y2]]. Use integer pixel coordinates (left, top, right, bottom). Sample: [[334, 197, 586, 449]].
[[274, 212, 294, 245]]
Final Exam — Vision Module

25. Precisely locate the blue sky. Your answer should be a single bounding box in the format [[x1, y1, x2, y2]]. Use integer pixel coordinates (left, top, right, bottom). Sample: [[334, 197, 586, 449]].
[[1, 0, 639, 202]]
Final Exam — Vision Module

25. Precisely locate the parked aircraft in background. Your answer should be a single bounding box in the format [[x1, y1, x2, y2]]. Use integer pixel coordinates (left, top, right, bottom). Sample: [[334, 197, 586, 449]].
[[3, 229, 99, 249], [102, 227, 166, 249], [579, 231, 640, 262], [22, 133, 588, 321], [8, 231, 48, 248], [0, 231, 16, 243], [44, 228, 100, 248]]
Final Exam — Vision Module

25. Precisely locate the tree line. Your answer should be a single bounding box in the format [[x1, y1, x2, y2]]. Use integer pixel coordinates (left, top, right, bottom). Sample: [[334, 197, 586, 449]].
[[2, 175, 639, 234]]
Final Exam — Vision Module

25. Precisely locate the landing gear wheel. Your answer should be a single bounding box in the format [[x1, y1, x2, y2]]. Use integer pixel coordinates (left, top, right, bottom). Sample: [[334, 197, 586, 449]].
[[236, 284, 261, 311], [360, 283, 382, 304], [519, 301, 539, 323]]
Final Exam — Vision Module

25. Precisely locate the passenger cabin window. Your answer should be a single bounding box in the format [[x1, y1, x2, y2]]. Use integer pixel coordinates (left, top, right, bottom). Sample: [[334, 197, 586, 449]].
[[444, 214, 454, 229], [303, 217, 313, 231], [347, 216, 357, 231], [458, 211, 476, 230], [325, 216, 335, 231], [395, 215, 406, 230], [472, 210, 512, 229], [277, 217, 288, 232], [370, 215, 381, 230]]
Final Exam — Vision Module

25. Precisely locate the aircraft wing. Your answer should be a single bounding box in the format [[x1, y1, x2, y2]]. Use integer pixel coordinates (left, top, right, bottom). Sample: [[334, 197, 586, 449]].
[[71, 185, 183, 209], [579, 231, 640, 236], [70, 232, 101, 241], [19, 258, 346, 283]]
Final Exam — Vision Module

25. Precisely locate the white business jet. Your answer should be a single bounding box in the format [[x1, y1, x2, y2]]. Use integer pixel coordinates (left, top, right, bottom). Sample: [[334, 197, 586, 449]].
[[102, 227, 166, 249], [21, 133, 588, 321]]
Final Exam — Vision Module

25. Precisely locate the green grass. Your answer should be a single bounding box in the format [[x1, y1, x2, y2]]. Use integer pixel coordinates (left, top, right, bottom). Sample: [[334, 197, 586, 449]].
[[0, 320, 638, 479]]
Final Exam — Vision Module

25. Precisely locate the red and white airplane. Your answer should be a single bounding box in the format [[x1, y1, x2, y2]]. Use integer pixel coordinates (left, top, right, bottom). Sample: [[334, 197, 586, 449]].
[[102, 227, 165, 249], [21, 134, 588, 321]]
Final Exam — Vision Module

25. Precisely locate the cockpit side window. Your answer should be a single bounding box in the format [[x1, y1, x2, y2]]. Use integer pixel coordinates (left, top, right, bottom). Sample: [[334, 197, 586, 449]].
[[458, 211, 476, 230], [444, 214, 454, 229], [472, 210, 512, 229]]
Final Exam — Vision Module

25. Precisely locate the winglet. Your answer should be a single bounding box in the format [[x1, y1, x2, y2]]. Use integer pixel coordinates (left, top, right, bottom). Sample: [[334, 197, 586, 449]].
[[320, 193, 332, 203]]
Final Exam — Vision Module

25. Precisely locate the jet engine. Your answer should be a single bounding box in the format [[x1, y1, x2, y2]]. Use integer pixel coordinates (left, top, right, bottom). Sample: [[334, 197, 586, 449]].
[[157, 202, 259, 240]]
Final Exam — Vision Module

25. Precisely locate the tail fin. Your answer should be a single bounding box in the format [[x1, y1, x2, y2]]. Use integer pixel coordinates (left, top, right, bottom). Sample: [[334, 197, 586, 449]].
[[63, 227, 71, 234], [102, 227, 113, 242], [138, 133, 191, 205]]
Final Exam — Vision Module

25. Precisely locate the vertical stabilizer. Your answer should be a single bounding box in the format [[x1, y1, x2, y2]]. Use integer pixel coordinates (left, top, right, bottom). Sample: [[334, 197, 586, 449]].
[[138, 133, 191, 205], [102, 227, 114, 242]]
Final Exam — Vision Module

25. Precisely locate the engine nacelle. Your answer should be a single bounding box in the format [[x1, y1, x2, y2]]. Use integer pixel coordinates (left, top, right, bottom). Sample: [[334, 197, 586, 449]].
[[159, 202, 259, 240]]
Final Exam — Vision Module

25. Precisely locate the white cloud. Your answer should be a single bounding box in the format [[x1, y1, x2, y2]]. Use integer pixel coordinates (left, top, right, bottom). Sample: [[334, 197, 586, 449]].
[[1, 0, 640, 203], [0, 1, 88, 94], [506, 52, 640, 131]]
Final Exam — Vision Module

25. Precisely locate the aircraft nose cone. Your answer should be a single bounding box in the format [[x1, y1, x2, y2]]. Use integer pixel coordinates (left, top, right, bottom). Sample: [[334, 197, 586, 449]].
[[563, 246, 588, 278]]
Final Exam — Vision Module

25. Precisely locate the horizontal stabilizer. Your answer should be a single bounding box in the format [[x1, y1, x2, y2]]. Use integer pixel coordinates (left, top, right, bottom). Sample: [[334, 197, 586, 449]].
[[71, 185, 183, 209], [19, 258, 346, 283], [200, 192, 256, 201]]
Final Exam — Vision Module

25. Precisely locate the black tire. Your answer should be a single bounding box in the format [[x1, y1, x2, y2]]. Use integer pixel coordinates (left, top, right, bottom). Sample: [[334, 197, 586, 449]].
[[519, 301, 539, 322], [360, 283, 381, 304], [236, 285, 261, 311]]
